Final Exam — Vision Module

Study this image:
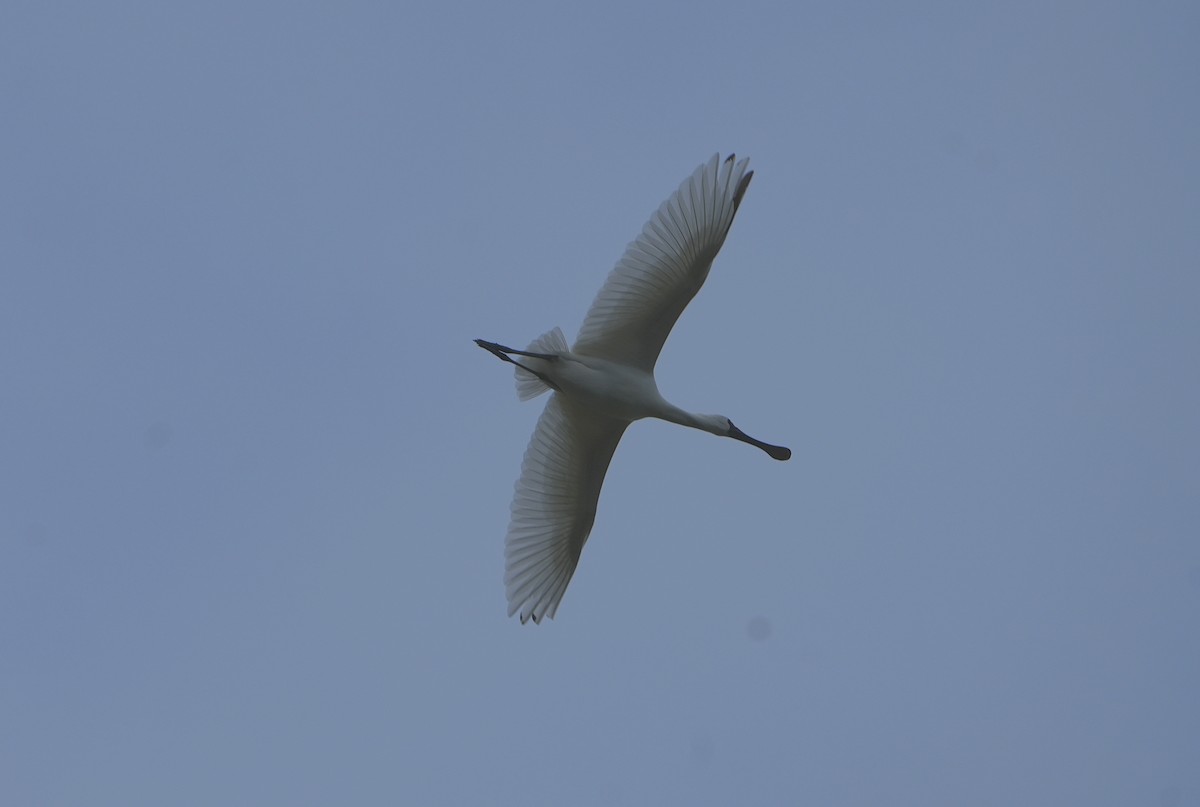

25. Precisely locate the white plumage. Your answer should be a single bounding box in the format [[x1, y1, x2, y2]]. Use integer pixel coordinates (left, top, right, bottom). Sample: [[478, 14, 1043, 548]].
[[477, 154, 789, 624]]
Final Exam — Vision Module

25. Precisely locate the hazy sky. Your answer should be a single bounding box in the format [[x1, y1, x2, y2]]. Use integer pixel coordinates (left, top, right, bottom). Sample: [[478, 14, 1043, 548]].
[[3, 2, 1198, 805]]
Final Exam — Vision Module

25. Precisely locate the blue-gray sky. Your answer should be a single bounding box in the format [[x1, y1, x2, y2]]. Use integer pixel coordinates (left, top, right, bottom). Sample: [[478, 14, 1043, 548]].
[[3, 2, 1198, 805]]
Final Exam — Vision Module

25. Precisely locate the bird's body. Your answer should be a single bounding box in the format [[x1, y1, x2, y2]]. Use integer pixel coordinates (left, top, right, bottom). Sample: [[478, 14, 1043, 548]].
[[478, 154, 789, 624], [512, 343, 666, 422]]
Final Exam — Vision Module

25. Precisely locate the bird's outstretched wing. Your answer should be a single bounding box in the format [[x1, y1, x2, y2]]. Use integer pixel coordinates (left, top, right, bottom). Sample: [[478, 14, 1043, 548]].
[[506, 394, 629, 623], [572, 153, 753, 372]]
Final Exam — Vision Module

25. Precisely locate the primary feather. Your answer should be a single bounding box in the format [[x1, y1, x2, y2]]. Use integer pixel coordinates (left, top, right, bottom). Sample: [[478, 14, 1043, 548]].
[[573, 153, 753, 371], [505, 395, 628, 623]]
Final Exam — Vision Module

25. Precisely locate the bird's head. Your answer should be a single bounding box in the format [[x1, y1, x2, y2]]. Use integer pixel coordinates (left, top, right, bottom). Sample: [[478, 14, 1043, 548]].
[[700, 415, 791, 461]]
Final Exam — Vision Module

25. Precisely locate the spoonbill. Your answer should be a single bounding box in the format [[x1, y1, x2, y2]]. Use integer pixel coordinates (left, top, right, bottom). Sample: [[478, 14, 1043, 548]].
[[477, 153, 790, 624]]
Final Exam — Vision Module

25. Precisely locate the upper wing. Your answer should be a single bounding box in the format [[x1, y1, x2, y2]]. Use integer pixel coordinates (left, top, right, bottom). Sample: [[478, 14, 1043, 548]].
[[572, 153, 753, 371], [505, 394, 629, 624]]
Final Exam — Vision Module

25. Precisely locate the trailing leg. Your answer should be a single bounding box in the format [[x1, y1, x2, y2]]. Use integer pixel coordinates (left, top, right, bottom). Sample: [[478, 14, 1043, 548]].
[[475, 338, 560, 396]]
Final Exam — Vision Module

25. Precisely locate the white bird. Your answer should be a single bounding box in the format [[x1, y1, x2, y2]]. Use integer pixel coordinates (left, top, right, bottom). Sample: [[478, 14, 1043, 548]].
[[477, 153, 790, 624]]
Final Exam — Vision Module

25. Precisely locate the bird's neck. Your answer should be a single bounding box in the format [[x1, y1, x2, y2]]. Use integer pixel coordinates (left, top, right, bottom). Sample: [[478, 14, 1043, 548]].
[[656, 401, 723, 436]]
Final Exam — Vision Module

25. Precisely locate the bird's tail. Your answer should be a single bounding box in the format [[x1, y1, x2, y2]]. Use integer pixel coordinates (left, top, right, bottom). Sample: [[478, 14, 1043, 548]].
[[516, 326, 568, 401]]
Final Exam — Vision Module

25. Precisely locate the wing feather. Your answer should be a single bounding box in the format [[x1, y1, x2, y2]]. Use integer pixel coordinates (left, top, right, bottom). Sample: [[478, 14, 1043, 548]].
[[573, 153, 753, 371], [505, 394, 629, 623]]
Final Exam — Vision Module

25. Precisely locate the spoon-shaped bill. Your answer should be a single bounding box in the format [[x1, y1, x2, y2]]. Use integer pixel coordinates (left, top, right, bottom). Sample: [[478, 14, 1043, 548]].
[[728, 422, 791, 461]]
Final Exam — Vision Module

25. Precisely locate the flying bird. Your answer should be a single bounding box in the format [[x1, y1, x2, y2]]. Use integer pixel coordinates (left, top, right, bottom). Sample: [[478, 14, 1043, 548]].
[[477, 153, 790, 624]]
